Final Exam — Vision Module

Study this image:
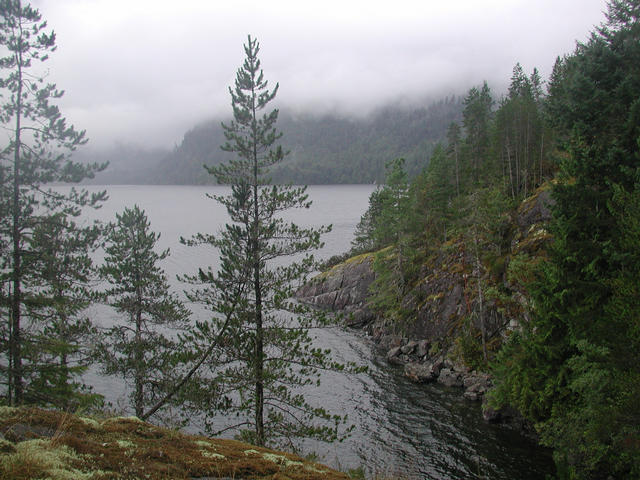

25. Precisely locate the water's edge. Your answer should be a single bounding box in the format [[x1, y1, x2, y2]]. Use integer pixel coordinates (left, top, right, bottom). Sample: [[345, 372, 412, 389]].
[[72, 185, 553, 479]]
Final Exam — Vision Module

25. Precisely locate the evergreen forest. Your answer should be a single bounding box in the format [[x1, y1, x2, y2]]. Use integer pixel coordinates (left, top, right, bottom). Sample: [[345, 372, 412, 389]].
[[346, 1, 640, 478], [0, 0, 639, 479], [78, 100, 463, 186]]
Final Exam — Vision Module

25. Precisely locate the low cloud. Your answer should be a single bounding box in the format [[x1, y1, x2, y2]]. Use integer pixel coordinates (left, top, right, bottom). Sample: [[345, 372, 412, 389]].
[[33, 0, 607, 149]]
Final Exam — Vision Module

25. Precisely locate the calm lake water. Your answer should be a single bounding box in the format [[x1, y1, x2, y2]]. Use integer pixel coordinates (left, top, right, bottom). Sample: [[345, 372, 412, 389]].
[[73, 184, 553, 479]]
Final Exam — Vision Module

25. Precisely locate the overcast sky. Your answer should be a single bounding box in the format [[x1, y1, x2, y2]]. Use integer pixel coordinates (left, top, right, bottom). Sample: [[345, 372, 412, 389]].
[[32, 0, 609, 149]]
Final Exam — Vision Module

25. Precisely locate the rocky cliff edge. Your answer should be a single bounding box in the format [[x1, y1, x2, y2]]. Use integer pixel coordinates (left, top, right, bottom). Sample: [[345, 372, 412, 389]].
[[296, 184, 554, 411]]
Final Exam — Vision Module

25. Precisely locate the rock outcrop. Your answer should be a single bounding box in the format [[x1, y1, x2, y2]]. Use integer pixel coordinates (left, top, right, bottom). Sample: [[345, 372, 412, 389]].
[[296, 252, 376, 327], [297, 185, 555, 407]]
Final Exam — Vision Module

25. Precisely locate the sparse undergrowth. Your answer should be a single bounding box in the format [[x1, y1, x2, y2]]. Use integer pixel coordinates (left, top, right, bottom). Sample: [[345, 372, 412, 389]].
[[0, 407, 349, 480]]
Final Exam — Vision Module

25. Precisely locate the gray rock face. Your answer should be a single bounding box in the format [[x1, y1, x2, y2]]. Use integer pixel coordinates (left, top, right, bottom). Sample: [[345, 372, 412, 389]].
[[295, 254, 375, 327], [3, 423, 55, 442], [516, 188, 553, 234]]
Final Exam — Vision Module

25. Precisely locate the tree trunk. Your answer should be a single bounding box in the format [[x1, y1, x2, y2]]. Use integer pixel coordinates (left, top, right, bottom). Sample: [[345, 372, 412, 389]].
[[250, 74, 265, 447], [134, 295, 144, 418], [506, 140, 516, 200], [10, 45, 24, 405], [454, 144, 460, 197]]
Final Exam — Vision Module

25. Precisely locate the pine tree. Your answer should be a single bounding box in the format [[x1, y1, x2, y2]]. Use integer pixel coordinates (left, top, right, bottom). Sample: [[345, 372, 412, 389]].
[[351, 188, 384, 253], [180, 36, 351, 449], [368, 158, 414, 323], [421, 144, 455, 243], [446, 122, 462, 197], [0, 0, 106, 405], [21, 213, 103, 408], [98, 206, 190, 418], [373, 158, 410, 247]]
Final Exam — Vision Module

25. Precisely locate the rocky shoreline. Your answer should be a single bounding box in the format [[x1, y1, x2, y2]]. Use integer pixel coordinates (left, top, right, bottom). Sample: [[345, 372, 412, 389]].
[[297, 254, 495, 412], [381, 336, 492, 402], [297, 186, 554, 427]]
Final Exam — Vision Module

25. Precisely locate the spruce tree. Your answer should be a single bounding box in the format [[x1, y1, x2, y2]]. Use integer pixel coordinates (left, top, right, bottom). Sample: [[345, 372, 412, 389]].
[[490, 1, 640, 476], [0, 0, 106, 405], [351, 188, 383, 253], [368, 158, 413, 323], [180, 36, 349, 449], [462, 82, 494, 185], [98, 206, 190, 418]]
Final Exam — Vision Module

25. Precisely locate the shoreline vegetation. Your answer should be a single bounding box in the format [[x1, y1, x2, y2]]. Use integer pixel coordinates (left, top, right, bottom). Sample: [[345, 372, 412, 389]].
[[299, 0, 640, 474]]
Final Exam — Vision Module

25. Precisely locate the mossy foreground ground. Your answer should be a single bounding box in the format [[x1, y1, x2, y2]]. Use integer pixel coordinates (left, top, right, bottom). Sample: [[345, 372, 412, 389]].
[[0, 407, 349, 480]]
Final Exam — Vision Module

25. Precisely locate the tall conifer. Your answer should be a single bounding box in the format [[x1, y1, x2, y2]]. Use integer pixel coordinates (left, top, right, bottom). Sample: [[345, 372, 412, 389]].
[[98, 206, 190, 418], [0, 0, 106, 405], [181, 36, 352, 449]]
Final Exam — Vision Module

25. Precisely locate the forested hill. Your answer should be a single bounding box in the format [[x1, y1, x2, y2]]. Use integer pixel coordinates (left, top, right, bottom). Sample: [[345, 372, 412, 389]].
[[84, 97, 462, 185]]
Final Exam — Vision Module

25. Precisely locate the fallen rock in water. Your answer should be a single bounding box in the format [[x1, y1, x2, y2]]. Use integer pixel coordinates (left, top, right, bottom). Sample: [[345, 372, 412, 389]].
[[462, 372, 492, 401], [378, 334, 403, 351], [404, 362, 439, 383], [401, 340, 418, 355], [438, 368, 464, 388], [386, 346, 409, 365]]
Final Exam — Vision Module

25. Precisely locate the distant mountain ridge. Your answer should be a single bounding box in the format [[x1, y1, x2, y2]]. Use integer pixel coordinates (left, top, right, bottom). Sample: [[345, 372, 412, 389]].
[[81, 98, 463, 185]]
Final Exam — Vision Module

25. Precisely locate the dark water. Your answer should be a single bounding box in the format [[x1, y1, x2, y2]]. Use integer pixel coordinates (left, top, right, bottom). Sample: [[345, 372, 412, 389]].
[[70, 184, 553, 479]]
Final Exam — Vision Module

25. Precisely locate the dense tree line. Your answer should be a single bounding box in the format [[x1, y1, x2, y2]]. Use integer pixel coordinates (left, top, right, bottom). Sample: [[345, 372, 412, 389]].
[[491, 2, 640, 477], [352, 1, 640, 477]]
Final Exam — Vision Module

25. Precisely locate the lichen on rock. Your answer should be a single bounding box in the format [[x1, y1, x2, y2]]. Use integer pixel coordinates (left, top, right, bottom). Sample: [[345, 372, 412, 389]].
[[0, 407, 349, 480]]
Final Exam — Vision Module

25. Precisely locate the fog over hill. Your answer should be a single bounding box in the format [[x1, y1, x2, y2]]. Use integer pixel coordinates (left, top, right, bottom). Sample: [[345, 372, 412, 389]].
[[78, 97, 463, 185]]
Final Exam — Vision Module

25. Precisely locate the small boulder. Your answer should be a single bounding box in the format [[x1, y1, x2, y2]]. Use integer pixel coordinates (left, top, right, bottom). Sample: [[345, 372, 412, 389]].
[[386, 347, 406, 365], [416, 340, 430, 358], [438, 368, 463, 388], [386, 346, 401, 359], [401, 341, 418, 355], [404, 362, 438, 383], [379, 334, 403, 351]]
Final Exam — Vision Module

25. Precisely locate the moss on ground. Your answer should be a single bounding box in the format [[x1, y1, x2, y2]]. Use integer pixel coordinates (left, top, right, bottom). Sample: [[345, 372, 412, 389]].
[[0, 407, 349, 480], [314, 251, 376, 282]]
